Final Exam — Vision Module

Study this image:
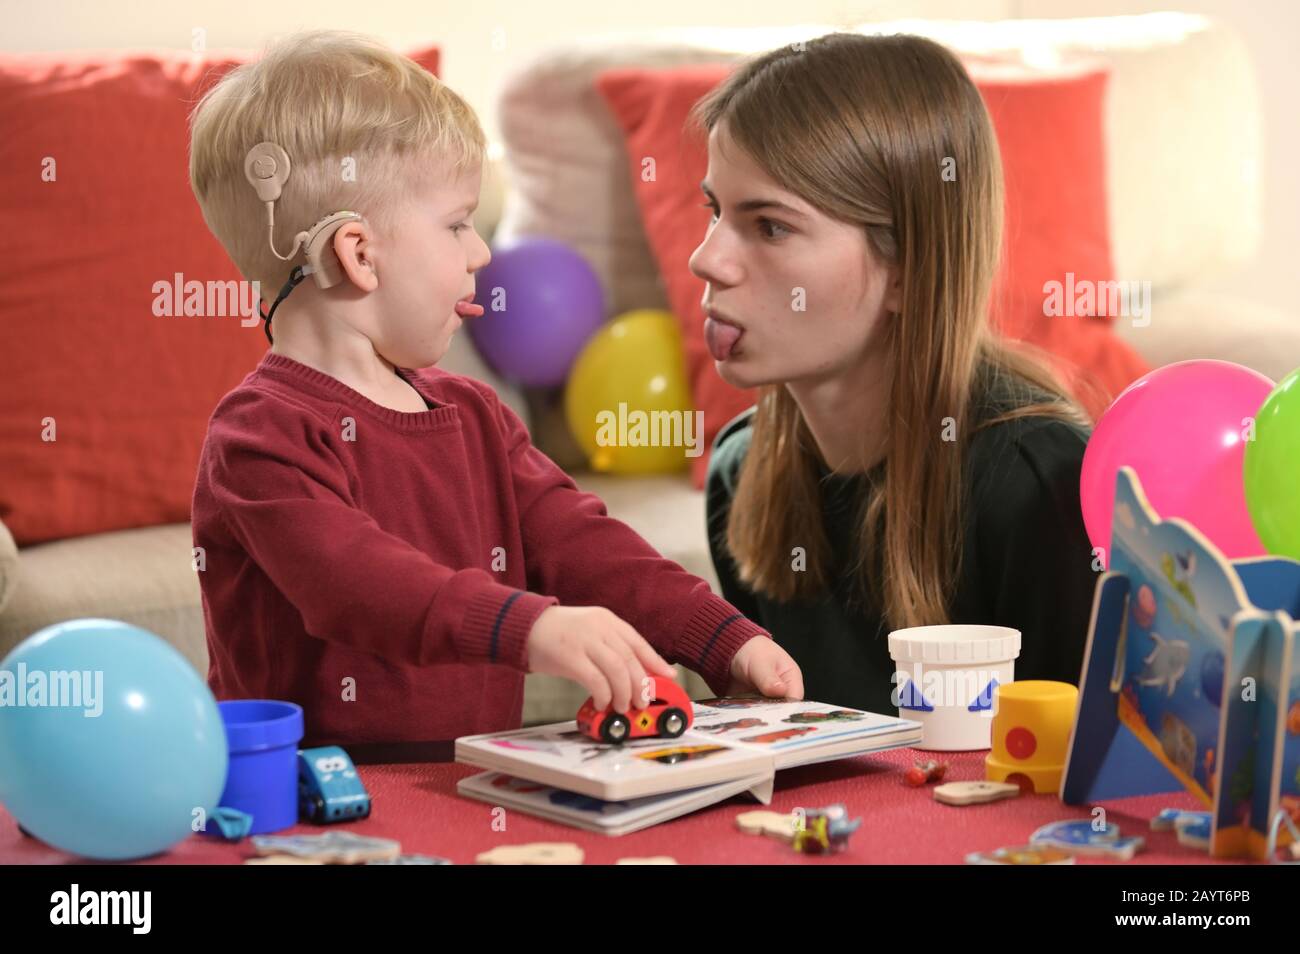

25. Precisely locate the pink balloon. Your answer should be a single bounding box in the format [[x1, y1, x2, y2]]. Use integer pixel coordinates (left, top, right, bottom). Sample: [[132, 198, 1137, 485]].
[[1080, 359, 1274, 563]]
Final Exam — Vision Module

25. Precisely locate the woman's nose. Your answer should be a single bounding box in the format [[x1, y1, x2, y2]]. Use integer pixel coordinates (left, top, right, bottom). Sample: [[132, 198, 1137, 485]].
[[688, 227, 741, 288]]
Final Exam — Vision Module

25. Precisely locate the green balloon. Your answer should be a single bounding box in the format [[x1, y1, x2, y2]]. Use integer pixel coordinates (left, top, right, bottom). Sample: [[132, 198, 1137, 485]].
[[1244, 368, 1300, 559]]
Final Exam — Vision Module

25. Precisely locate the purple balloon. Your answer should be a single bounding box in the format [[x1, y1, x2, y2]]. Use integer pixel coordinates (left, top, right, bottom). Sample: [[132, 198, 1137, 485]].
[[468, 237, 606, 387]]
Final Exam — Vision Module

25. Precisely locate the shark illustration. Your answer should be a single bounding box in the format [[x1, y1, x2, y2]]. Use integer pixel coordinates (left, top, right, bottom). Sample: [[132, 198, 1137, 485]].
[[1137, 632, 1191, 697]]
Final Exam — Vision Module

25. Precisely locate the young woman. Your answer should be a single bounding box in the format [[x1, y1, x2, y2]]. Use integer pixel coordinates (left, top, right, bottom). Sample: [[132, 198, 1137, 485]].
[[693, 33, 1101, 715]]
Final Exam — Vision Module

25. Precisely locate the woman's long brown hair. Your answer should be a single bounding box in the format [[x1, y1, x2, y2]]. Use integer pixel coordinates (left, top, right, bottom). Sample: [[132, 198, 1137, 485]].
[[692, 33, 1092, 628]]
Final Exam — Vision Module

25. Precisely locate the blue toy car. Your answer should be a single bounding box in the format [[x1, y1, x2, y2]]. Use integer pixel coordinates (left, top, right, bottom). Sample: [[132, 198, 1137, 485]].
[[298, 746, 371, 823]]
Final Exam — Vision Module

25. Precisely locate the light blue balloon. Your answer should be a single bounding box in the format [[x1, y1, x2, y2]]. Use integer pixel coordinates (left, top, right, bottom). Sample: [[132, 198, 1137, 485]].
[[0, 618, 228, 860]]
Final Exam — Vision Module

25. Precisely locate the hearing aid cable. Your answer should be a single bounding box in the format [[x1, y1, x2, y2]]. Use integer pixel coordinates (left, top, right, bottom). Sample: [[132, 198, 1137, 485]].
[[256, 263, 311, 345]]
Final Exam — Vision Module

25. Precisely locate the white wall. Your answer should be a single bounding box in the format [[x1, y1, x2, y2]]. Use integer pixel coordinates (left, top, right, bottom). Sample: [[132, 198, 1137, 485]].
[[0, 0, 1008, 142], [1019, 0, 1299, 314], [3, 0, 1292, 313]]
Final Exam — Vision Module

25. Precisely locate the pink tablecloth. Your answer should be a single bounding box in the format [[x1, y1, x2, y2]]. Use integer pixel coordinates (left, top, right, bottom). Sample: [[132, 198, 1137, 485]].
[[0, 746, 1241, 865]]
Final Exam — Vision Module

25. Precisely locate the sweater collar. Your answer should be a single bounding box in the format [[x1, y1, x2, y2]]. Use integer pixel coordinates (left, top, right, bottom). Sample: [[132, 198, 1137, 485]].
[[256, 352, 461, 432]]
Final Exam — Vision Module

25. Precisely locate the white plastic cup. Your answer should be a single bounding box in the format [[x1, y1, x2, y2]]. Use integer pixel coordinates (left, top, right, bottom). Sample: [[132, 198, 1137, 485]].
[[887, 624, 1022, 751]]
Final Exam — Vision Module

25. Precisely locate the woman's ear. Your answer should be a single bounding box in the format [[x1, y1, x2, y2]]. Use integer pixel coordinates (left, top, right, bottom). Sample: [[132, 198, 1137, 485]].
[[883, 264, 902, 315]]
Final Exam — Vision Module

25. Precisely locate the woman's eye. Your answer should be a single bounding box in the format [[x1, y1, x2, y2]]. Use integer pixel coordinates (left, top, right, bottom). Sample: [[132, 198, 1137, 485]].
[[698, 202, 788, 239]]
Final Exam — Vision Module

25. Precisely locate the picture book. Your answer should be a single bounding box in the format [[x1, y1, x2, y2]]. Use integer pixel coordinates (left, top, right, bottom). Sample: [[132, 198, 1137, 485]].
[[456, 769, 774, 836], [455, 696, 922, 804]]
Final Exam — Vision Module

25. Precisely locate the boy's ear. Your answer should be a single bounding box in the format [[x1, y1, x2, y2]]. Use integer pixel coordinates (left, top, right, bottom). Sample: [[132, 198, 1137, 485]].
[[333, 222, 378, 292]]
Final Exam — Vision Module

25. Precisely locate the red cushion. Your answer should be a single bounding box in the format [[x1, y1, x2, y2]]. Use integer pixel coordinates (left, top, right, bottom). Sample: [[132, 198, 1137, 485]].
[[597, 61, 1149, 486], [975, 62, 1148, 421], [0, 45, 439, 545]]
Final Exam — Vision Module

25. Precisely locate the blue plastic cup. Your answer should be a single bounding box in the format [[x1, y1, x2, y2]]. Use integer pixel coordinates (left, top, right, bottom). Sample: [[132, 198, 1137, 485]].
[[215, 700, 304, 835]]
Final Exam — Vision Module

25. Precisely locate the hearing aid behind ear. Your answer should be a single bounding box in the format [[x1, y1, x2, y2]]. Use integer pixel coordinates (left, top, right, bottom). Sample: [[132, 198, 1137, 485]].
[[301, 211, 364, 288], [244, 140, 364, 290]]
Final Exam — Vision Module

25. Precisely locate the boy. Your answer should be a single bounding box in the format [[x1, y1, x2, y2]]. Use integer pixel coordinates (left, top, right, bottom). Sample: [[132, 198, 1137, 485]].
[[186, 30, 802, 745]]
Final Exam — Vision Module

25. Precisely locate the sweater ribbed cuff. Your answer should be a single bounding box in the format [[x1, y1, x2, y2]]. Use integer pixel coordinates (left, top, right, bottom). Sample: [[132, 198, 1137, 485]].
[[459, 588, 557, 670], [674, 595, 770, 697]]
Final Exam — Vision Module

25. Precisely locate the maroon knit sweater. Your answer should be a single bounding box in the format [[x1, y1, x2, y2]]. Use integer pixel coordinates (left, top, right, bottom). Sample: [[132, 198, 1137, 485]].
[[192, 352, 768, 745]]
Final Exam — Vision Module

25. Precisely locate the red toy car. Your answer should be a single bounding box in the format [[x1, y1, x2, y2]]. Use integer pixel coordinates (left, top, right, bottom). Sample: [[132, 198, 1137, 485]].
[[576, 676, 694, 744]]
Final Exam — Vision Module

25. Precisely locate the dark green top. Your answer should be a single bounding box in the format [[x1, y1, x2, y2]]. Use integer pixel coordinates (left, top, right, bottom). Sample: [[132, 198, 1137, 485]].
[[705, 374, 1099, 716]]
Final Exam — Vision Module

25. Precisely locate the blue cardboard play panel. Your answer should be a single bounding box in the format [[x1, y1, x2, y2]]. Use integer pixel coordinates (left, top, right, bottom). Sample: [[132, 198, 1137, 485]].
[[1063, 467, 1300, 860]]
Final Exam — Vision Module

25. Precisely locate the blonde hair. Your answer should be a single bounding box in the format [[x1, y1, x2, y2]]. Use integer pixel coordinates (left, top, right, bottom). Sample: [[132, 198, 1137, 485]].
[[188, 29, 486, 290], [694, 33, 1093, 629]]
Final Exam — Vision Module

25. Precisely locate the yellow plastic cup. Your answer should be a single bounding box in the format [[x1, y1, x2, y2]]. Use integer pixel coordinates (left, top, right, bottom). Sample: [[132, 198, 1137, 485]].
[[985, 680, 1079, 795]]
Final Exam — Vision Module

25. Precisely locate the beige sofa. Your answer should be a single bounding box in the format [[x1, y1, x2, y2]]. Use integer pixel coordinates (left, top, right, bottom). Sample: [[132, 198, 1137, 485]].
[[2, 14, 1296, 726]]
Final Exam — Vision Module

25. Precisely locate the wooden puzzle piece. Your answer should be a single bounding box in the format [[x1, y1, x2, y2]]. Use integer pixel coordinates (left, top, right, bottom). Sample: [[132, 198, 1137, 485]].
[[966, 844, 1075, 865], [475, 842, 584, 865], [243, 855, 325, 865], [734, 809, 799, 841], [615, 856, 678, 864], [1151, 807, 1209, 831], [251, 831, 401, 864], [1030, 820, 1145, 860], [1151, 808, 1211, 850], [365, 854, 454, 865], [933, 781, 1021, 806]]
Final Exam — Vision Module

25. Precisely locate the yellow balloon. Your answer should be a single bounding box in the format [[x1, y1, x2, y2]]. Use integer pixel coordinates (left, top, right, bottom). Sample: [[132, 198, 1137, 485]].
[[564, 309, 695, 475]]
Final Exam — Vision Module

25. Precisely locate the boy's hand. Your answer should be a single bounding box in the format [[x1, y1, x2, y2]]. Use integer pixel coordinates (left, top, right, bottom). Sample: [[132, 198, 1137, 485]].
[[525, 606, 677, 713], [724, 636, 804, 700]]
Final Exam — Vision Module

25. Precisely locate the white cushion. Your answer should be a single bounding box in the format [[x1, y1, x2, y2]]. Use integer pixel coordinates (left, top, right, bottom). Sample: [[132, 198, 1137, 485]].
[[1115, 289, 1300, 383]]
